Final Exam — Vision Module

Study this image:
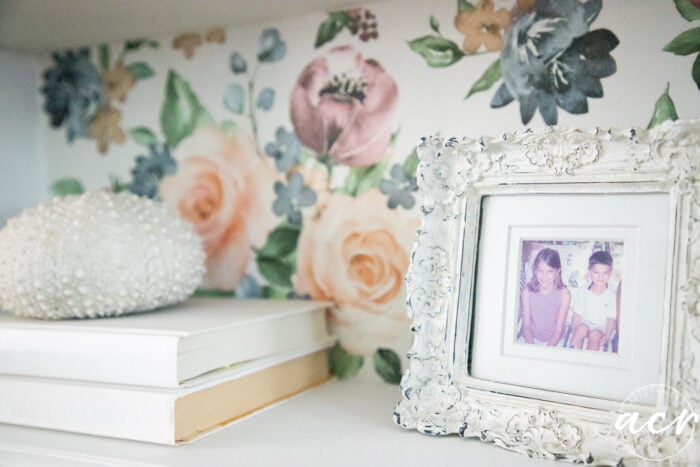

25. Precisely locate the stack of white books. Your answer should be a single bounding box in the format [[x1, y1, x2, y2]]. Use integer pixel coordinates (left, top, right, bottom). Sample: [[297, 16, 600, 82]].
[[0, 298, 334, 445]]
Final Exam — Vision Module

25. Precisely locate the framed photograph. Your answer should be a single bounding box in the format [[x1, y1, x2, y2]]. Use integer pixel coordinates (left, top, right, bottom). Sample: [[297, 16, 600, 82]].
[[394, 119, 700, 464]]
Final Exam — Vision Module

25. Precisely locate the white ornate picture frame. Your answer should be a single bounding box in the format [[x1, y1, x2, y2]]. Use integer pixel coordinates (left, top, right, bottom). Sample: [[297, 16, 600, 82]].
[[394, 119, 700, 464]]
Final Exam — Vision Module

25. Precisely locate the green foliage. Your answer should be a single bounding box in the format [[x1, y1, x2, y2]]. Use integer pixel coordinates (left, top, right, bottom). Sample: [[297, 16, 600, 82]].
[[261, 286, 289, 299], [194, 288, 236, 297], [342, 160, 389, 196], [328, 342, 364, 379], [108, 175, 130, 193], [315, 11, 353, 48], [127, 62, 155, 80], [373, 348, 402, 384], [664, 27, 700, 55], [429, 15, 440, 34], [160, 70, 207, 148], [466, 59, 502, 98], [648, 84, 678, 128], [402, 149, 420, 177], [255, 224, 301, 290], [408, 35, 465, 67], [125, 39, 159, 51], [256, 224, 301, 258], [458, 0, 476, 12], [674, 0, 700, 21], [129, 127, 158, 146], [693, 54, 700, 90], [50, 178, 84, 196], [98, 44, 110, 71]]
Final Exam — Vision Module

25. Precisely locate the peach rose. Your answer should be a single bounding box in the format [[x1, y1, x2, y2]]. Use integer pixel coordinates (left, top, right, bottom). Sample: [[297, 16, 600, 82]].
[[160, 126, 276, 289], [295, 189, 418, 356]]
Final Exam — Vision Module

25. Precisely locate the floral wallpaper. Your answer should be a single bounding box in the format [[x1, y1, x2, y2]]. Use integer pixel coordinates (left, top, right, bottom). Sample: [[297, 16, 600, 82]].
[[34, 0, 700, 382]]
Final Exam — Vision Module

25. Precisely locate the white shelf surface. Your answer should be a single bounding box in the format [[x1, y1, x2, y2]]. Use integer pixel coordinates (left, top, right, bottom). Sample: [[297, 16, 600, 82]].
[[0, 379, 555, 466]]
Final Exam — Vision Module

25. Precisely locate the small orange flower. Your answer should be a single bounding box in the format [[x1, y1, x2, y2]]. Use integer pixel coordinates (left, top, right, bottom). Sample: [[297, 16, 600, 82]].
[[454, 0, 510, 54], [88, 107, 125, 154], [103, 61, 135, 103], [205, 27, 226, 43]]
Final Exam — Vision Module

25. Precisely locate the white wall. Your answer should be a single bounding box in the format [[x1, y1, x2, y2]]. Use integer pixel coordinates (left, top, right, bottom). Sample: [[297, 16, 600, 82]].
[[0, 50, 47, 226]]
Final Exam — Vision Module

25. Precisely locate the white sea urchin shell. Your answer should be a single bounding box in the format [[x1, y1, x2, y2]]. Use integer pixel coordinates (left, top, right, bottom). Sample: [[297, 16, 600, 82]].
[[0, 191, 205, 319]]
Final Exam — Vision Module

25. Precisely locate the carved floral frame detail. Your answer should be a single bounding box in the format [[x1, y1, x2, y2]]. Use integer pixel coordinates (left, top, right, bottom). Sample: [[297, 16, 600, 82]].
[[394, 119, 700, 465]]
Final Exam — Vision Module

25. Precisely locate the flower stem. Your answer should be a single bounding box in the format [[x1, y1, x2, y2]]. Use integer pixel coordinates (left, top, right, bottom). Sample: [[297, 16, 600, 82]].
[[248, 63, 261, 155]]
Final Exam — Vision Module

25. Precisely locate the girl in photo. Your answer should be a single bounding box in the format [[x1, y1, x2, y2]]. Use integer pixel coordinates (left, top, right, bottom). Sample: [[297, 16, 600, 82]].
[[520, 248, 571, 346]]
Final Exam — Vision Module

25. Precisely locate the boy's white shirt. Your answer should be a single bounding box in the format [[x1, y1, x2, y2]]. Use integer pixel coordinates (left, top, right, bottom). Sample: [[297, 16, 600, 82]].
[[573, 286, 616, 329]]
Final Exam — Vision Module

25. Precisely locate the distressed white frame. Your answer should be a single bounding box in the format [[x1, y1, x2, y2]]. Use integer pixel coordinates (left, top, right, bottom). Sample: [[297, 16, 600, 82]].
[[394, 119, 700, 464]]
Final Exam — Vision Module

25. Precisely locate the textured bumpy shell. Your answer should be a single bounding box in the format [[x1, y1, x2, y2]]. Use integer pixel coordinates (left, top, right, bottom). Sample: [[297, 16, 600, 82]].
[[0, 191, 206, 319]]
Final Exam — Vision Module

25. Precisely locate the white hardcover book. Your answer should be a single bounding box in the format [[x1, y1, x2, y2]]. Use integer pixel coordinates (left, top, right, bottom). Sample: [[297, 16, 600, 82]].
[[0, 298, 332, 387], [0, 339, 334, 445]]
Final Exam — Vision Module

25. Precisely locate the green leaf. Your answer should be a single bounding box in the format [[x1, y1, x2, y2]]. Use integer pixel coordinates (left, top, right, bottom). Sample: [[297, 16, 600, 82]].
[[261, 286, 288, 299], [373, 348, 402, 384], [127, 62, 155, 80], [256, 224, 301, 258], [125, 38, 159, 51], [98, 43, 110, 71], [663, 27, 700, 55], [50, 178, 84, 196], [429, 15, 440, 34], [466, 59, 502, 98], [108, 175, 130, 193], [160, 70, 206, 148], [647, 83, 678, 128], [328, 342, 364, 380], [693, 53, 700, 90], [315, 11, 352, 48], [408, 35, 465, 67], [128, 126, 158, 146], [674, 0, 700, 21], [402, 148, 420, 177], [256, 256, 293, 289], [458, 0, 476, 12], [194, 288, 236, 297], [342, 160, 389, 196]]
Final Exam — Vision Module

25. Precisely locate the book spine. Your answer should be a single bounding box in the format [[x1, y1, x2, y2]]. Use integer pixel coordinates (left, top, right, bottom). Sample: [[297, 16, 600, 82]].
[[0, 376, 177, 444], [0, 329, 180, 387]]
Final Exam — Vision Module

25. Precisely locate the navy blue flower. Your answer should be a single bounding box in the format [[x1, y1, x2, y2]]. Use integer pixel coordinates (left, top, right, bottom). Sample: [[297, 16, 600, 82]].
[[129, 144, 177, 199], [230, 52, 247, 74], [257, 28, 286, 63], [491, 0, 618, 125], [379, 164, 418, 209], [40, 48, 104, 141], [265, 127, 301, 172], [272, 173, 317, 225]]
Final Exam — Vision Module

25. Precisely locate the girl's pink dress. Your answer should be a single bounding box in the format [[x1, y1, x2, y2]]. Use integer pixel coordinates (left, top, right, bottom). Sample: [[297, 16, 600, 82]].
[[528, 288, 563, 342]]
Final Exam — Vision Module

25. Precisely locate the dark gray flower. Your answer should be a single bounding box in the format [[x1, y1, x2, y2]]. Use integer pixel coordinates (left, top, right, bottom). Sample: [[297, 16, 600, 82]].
[[379, 164, 418, 209], [265, 127, 301, 172], [129, 144, 177, 199], [272, 172, 317, 225], [257, 28, 286, 63], [491, 0, 618, 125], [230, 52, 247, 74], [40, 48, 104, 141]]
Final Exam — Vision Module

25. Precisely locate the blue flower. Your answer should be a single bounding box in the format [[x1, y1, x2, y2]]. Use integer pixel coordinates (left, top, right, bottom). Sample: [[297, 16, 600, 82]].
[[257, 28, 286, 63], [256, 88, 275, 110], [272, 173, 317, 225], [491, 0, 618, 125], [379, 164, 418, 209], [265, 127, 301, 172], [230, 52, 247, 74], [235, 274, 263, 298], [40, 48, 104, 141], [129, 144, 177, 199], [223, 83, 245, 114]]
